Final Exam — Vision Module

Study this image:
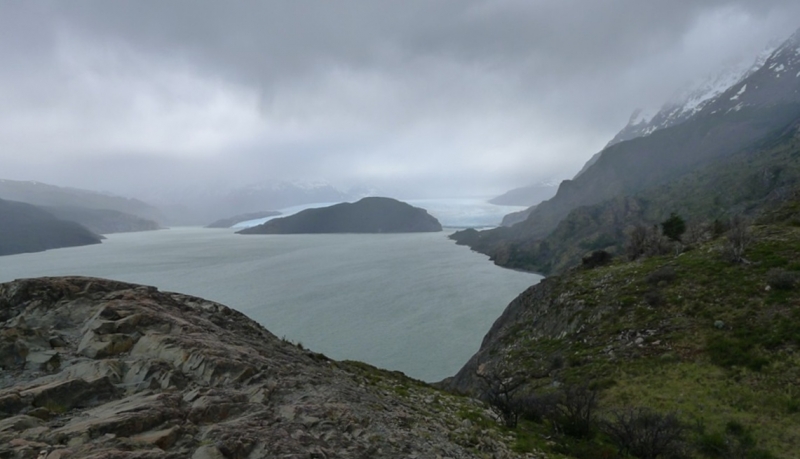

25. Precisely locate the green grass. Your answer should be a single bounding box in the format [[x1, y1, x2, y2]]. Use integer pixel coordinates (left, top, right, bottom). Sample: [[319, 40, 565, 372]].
[[472, 221, 800, 457]]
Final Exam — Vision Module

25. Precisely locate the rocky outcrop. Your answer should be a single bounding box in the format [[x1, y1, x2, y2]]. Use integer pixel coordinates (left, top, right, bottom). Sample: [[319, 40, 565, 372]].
[[442, 277, 574, 396], [0, 277, 530, 458], [238, 197, 442, 234]]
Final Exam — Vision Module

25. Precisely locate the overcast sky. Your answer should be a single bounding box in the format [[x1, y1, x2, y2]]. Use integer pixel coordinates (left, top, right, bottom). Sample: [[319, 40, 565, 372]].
[[1, 1, 799, 200]]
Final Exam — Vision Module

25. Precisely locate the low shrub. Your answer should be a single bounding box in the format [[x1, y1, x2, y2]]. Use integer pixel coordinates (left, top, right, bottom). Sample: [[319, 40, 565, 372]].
[[582, 250, 613, 269], [644, 289, 665, 307], [696, 420, 776, 459], [626, 224, 673, 261], [518, 392, 559, 424], [646, 266, 677, 285], [766, 268, 797, 290], [722, 216, 753, 263], [603, 407, 688, 459]]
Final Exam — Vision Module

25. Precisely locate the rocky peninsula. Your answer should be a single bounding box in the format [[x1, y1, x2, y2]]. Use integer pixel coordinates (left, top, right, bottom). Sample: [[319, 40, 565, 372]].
[[237, 197, 442, 234]]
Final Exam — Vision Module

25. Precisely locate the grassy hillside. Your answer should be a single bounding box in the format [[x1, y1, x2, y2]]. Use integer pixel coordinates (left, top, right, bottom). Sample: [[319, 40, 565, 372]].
[[446, 197, 800, 458]]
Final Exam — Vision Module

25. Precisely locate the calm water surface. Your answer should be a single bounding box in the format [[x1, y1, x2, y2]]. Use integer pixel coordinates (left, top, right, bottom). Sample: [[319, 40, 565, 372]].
[[0, 228, 540, 381]]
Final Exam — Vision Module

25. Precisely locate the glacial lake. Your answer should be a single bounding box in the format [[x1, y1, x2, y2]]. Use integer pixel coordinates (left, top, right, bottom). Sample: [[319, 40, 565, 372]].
[[0, 228, 540, 381]]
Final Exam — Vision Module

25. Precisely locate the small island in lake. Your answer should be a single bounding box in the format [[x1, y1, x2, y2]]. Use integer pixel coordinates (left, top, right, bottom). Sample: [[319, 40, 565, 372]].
[[237, 197, 442, 234]]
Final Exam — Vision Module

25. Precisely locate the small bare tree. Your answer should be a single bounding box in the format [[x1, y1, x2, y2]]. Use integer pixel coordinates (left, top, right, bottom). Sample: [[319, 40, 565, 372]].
[[683, 221, 711, 246], [626, 224, 650, 260], [723, 216, 752, 263], [626, 224, 673, 261], [476, 368, 527, 428], [552, 384, 598, 438]]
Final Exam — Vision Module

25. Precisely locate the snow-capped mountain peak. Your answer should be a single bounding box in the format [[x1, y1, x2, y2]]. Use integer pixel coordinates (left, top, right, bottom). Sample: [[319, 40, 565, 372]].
[[606, 41, 781, 147], [700, 27, 800, 115]]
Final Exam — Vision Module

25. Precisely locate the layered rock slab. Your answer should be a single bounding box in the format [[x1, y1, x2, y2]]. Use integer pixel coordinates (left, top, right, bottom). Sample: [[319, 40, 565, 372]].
[[0, 276, 527, 458]]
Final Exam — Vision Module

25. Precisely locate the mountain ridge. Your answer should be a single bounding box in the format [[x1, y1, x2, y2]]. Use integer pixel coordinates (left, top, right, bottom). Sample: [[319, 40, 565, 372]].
[[0, 179, 164, 224], [0, 199, 103, 256], [453, 26, 800, 275]]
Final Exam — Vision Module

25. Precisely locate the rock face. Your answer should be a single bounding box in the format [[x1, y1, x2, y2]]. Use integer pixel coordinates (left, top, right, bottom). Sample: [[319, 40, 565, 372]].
[[442, 276, 572, 395], [0, 276, 527, 458], [237, 197, 442, 234], [0, 199, 102, 256]]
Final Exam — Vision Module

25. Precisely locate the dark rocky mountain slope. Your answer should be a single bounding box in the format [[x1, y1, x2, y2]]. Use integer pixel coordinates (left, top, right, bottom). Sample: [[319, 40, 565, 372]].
[[452, 27, 800, 275], [454, 114, 800, 274], [238, 197, 442, 234], [0, 276, 531, 458], [0, 199, 102, 256]]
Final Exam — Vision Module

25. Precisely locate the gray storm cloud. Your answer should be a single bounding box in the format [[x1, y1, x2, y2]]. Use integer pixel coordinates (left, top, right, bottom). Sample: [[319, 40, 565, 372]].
[[1, 1, 799, 199]]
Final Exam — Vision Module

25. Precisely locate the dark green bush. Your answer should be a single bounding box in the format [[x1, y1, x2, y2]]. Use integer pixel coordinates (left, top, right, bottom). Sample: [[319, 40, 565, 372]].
[[582, 250, 613, 269], [662, 213, 687, 242]]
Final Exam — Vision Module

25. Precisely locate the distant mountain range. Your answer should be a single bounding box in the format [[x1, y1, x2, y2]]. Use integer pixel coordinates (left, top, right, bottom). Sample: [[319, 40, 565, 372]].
[[488, 182, 559, 207], [454, 27, 800, 274], [0, 179, 164, 234], [0, 178, 374, 230], [0, 198, 102, 256], [0, 179, 164, 223], [42, 206, 161, 235], [488, 181, 559, 226], [141, 180, 374, 225]]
